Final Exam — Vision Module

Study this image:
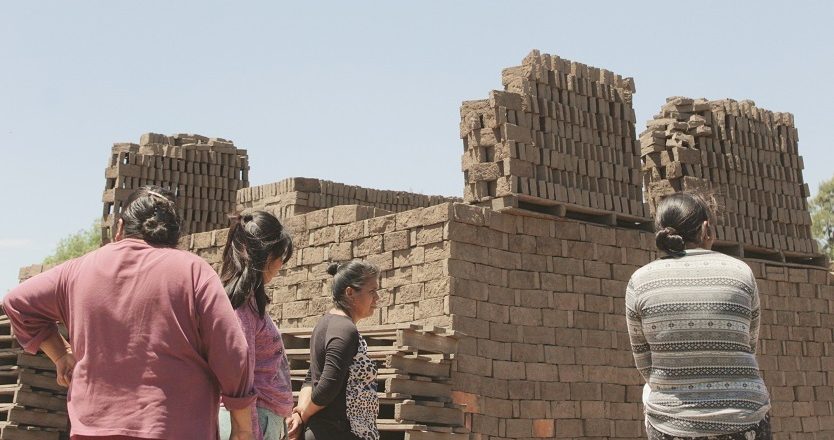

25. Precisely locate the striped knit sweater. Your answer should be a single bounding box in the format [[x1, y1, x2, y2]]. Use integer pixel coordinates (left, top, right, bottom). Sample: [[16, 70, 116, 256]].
[[625, 249, 770, 437]]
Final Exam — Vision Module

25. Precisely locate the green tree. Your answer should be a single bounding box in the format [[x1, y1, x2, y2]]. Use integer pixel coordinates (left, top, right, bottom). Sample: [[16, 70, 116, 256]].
[[810, 175, 834, 261], [43, 220, 102, 265]]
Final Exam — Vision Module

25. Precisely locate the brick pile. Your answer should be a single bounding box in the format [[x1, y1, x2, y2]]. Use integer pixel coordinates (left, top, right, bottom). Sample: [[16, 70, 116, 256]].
[[282, 324, 469, 440], [236, 177, 459, 220], [0, 315, 69, 440], [182, 203, 456, 330], [460, 50, 648, 222], [17, 197, 834, 439], [101, 132, 249, 243], [641, 98, 818, 259]]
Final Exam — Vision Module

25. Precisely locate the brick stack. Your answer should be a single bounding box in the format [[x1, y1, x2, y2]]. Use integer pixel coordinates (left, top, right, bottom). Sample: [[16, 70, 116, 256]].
[[751, 261, 834, 437], [0, 316, 69, 440], [444, 203, 652, 439], [460, 50, 648, 222], [101, 132, 249, 243], [181, 203, 455, 330], [282, 324, 470, 440], [236, 177, 459, 220], [641, 98, 819, 261]]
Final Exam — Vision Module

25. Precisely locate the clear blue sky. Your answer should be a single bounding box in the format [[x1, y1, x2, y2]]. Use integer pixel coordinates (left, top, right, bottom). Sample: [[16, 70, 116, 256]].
[[2, 1, 832, 294]]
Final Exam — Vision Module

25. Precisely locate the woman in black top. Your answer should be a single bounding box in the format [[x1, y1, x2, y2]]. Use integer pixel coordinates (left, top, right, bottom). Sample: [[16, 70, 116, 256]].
[[288, 260, 381, 440]]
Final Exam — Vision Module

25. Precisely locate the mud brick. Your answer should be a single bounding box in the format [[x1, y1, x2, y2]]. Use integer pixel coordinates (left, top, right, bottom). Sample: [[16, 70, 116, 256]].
[[509, 234, 537, 253], [526, 362, 558, 381], [555, 418, 584, 437], [573, 276, 601, 295]]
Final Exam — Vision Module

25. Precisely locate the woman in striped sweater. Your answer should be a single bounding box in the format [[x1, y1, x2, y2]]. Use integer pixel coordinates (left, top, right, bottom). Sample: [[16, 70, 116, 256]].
[[626, 192, 771, 439]]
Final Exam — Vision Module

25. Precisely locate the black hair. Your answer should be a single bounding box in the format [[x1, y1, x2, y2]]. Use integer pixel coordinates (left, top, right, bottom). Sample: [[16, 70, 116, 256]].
[[654, 191, 716, 257], [221, 211, 293, 318], [327, 260, 379, 318], [121, 185, 181, 247]]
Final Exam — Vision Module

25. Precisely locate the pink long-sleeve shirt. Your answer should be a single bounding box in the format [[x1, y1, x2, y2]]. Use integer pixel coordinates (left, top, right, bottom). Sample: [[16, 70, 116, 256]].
[[235, 298, 294, 438], [3, 238, 255, 439]]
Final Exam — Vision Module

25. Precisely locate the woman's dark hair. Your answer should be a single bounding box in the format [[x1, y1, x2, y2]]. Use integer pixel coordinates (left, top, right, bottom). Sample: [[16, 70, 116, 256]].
[[327, 260, 379, 318], [654, 191, 716, 257], [121, 185, 181, 247], [221, 211, 293, 318]]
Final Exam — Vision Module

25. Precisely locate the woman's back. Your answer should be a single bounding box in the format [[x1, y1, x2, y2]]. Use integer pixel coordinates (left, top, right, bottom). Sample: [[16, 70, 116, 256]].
[[626, 249, 770, 437], [5, 238, 252, 439]]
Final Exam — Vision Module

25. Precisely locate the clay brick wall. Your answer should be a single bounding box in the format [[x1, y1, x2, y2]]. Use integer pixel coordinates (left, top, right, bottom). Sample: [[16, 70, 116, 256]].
[[460, 50, 647, 221], [236, 177, 460, 220], [181, 203, 457, 329], [640, 98, 818, 260], [441, 203, 834, 440], [101, 132, 249, 243], [20, 199, 834, 439]]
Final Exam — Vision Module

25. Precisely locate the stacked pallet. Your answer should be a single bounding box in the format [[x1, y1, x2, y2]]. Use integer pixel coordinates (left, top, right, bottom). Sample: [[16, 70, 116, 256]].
[[236, 177, 459, 220], [281, 323, 469, 440], [641, 97, 821, 263], [460, 50, 648, 224], [101, 132, 249, 243], [0, 316, 69, 440]]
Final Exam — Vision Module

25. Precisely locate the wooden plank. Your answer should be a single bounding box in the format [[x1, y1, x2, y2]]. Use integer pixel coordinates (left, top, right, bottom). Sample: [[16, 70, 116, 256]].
[[387, 354, 450, 379], [8, 406, 68, 429], [396, 330, 457, 356], [15, 389, 66, 412], [386, 378, 452, 400], [405, 431, 472, 440], [16, 354, 54, 372], [395, 401, 464, 427], [0, 424, 60, 440], [18, 370, 64, 393]]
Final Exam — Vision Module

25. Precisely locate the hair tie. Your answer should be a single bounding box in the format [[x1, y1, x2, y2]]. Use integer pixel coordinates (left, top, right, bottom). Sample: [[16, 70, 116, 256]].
[[146, 190, 167, 200]]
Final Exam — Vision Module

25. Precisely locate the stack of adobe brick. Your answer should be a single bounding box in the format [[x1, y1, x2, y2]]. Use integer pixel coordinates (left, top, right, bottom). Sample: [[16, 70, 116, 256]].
[[0, 315, 69, 440], [236, 177, 459, 220], [459, 50, 647, 221], [101, 132, 249, 243], [641, 98, 819, 258], [181, 203, 455, 330]]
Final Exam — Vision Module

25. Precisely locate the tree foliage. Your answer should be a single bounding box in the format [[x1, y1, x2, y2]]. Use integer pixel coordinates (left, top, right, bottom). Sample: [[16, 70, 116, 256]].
[[810, 175, 834, 261], [43, 220, 102, 266]]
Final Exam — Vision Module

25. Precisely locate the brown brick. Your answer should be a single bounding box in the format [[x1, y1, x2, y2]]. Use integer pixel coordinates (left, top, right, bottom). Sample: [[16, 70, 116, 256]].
[[367, 215, 395, 234], [526, 362, 558, 381], [508, 379, 536, 399], [451, 241, 490, 264], [521, 253, 548, 272], [521, 325, 556, 345], [571, 383, 602, 400], [541, 273, 568, 291], [551, 257, 584, 275], [490, 322, 521, 342], [532, 419, 555, 438], [383, 230, 410, 251], [385, 303, 415, 322], [555, 418, 583, 437], [536, 236, 563, 256], [353, 235, 383, 256], [565, 240, 594, 259], [505, 418, 532, 438], [509, 234, 536, 253], [478, 339, 511, 361], [393, 246, 425, 268], [338, 221, 365, 241], [493, 360, 526, 380], [509, 270, 539, 289], [512, 342, 544, 362], [423, 242, 449, 262], [573, 276, 601, 294]]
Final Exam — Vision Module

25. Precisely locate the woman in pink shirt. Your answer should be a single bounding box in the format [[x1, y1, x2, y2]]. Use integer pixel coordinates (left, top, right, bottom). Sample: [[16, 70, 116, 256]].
[[218, 211, 295, 440], [3, 186, 257, 440]]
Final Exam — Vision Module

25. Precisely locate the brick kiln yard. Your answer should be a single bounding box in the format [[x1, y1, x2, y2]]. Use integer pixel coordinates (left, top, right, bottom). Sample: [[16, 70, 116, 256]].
[[6, 50, 834, 440]]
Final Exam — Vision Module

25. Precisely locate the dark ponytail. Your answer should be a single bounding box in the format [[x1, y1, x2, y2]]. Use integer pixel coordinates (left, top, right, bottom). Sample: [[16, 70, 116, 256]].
[[327, 260, 379, 319], [221, 211, 293, 318], [654, 192, 716, 257], [121, 186, 181, 247]]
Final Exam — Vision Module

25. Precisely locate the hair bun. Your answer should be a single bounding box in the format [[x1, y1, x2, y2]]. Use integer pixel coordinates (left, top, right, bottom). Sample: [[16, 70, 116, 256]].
[[326, 262, 340, 276], [655, 226, 686, 256]]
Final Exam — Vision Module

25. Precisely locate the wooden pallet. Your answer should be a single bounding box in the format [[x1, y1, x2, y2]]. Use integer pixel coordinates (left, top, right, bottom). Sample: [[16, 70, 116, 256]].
[[475, 194, 653, 231], [282, 323, 468, 439], [712, 240, 829, 268], [0, 423, 59, 440]]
